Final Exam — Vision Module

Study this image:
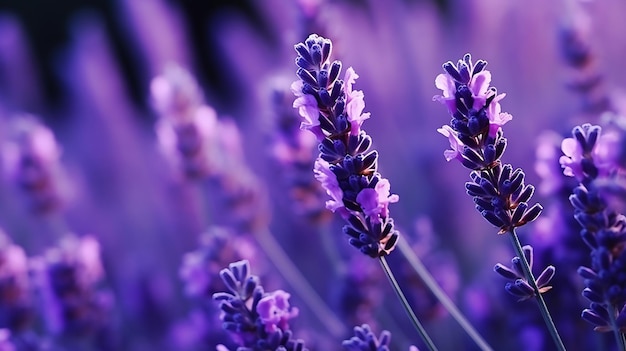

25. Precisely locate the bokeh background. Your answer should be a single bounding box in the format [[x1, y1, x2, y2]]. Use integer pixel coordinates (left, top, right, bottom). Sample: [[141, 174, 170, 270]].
[[1, 0, 626, 350]]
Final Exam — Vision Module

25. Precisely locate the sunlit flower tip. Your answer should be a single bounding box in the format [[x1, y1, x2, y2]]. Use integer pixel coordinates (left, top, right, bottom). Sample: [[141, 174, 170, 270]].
[[355, 179, 399, 220], [256, 290, 299, 333], [437, 125, 464, 162], [560, 123, 621, 181], [313, 158, 344, 212], [342, 324, 391, 351]]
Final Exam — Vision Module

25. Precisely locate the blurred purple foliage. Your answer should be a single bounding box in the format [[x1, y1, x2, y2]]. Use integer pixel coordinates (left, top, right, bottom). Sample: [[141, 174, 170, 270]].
[[0, 0, 626, 350]]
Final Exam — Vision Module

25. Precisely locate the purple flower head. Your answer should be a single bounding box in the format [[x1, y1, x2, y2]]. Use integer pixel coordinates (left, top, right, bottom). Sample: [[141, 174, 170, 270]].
[[31, 235, 110, 337], [0, 231, 32, 332], [179, 227, 258, 298], [559, 123, 620, 182], [2, 115, 65, 214], [434, 54, 543, 233], [293, 34, 399, 258], [212, 260, 308, 350], [433, 54, 511, 169], [151, 66, 219, 179], [494, 245, 555, 301], [256, 290, 299, 333], [342, 324, 391, 351]]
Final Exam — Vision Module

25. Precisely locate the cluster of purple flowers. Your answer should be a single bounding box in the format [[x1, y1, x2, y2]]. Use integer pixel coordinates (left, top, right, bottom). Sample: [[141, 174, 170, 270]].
[[559, 123, 626, 334], [212, 260, 305, 351], [434, 54, 543, 235], [292, 34, 399, 258]]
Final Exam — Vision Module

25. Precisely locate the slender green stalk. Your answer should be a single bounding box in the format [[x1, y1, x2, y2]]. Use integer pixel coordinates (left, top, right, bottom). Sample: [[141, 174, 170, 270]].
[[255, 228, 346, 338], [508, 228, 566, 351], [397, 238, 493, 351], [609, 305, 626, 351], [379, 256, 438, 351]]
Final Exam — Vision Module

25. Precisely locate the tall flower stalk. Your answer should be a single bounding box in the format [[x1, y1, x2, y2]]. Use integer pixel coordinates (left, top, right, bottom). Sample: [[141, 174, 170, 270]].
[[292, 33, 437, 350], [559, 123, 626, 350], [434, 54, 566, 350]]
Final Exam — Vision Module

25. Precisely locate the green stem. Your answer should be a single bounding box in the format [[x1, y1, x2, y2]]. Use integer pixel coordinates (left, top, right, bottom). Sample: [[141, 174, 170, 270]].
[[508, 228, 566, 351], [397, 238, 493, 351], [379, 256, 438, 351], [255, 228, 346, 338]]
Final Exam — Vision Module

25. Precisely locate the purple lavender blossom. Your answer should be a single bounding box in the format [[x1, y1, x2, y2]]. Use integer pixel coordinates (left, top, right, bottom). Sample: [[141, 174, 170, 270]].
[[342, 324, 391, 351], [31, 235, 112, 344], [292, 34, 399, 258], [151, 65, 219, 180], [560, 123, 626, 336], [1, 116, 66, 215], [212, 260, 307, 350], [434, 54, 542, 234], [0, 232, 32, 333], [270, 81, 330, 222], [494, 245, 555, 301]]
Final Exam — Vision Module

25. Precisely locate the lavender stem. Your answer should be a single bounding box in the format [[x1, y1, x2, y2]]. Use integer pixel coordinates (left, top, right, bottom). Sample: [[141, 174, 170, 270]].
[[508, 228, 566, 351], [379, 255, 438, 351], [255, 228, 346, 338], [397, 238, 493, 351]]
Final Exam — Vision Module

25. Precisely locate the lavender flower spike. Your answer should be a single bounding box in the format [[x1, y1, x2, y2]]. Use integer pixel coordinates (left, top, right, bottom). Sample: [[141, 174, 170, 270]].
[[292, 33, 399, 258], [212, 260, 307, 350], [560, 124, 626, 347], [434, 54, 565, 351]]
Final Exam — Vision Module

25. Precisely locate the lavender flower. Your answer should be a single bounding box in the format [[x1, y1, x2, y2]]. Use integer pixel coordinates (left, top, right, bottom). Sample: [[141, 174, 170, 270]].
[[494, 245, 555, 301], [2, 116, 65, 215], [151, 65, 219, 180], [31, 235, 111, 340], [179, 227, 259, 299], [342, 324, 391, 351], [434, 54, 565, 350], [292, 34, 399, 258], [434, 54, 542, 234], [560, 123, 626, 335], [212, 260, 307, 350], [0, 232, 32, 333]]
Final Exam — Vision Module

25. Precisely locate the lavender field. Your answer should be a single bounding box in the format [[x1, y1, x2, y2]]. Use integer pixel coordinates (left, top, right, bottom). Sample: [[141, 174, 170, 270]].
[[1, 0, 626, 350]]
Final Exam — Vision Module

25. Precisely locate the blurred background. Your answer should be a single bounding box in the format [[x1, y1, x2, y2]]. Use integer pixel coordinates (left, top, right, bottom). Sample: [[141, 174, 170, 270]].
[[1, 0, 626, 350]]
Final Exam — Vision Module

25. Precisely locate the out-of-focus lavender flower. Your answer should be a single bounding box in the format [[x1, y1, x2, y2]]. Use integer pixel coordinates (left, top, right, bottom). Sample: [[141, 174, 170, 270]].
[[561, 123, 626, 335], [342, 324, 391, 351], [292, 34, 399, 258], [332, 254, 384, 331], [494, 245, 555, 301], [1, 116, 67, 215], [559, 123, 620, 182], [179, 227, 259, 299], [151, 65, 219, 180], [269, 80, 330, 222], [558, 0, 612, 115], [0, 232, 32, 333], [30, 235, 112, 341], [434, 54, 542, 234], [212, 260, 307, 350]]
